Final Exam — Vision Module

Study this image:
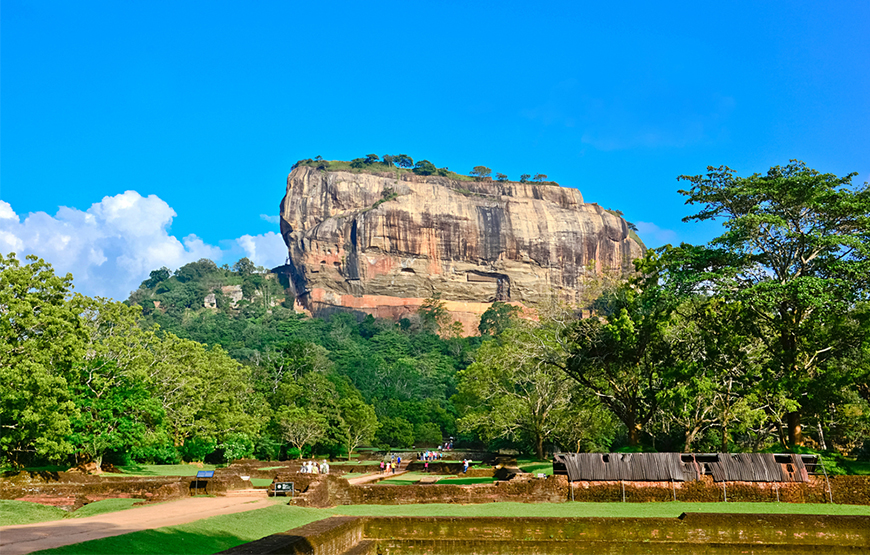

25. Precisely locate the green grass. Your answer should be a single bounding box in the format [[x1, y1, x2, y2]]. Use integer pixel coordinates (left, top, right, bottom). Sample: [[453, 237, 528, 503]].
[[26, 500, 870, 554], [0, 498, 144, 526], [332, 501, 870, 518], [249, 478, 273, 487], [340, 472, 369, 479], [256, 465, 287, 471], [437, 477, 497, 485], [32, 504, 326, 555], [116, 464, 217, 477], [518, 461, 553, 475], [1, 500, 67, 526]]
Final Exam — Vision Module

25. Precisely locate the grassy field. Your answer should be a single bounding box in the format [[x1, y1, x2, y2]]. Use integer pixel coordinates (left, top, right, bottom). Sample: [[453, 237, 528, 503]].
[[437, 476, 497, 485], [517, 459, 553, 476], [1, 498, 144, 526], [116, 464, 218, 477], [332, 501, 870, 518], [31, 504, 326, 555], [28, 500, 870, 555], [249, 478, 273, 487]]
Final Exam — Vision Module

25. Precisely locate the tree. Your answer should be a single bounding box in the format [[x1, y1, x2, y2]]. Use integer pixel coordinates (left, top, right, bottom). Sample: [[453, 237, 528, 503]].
[[676, 161, 870, 445], [565, 255, 684, 446], [0, 254, 83, 465], [68, 360, 162, 471], [276, 406, 327, 458], [364, 154, 380, 164], [478, 301, 521, 337], [470, 166, 492, 179], [457, 321, 612, 459], [141, 267, 170, 289], [519, 174, 531, 183], [233, 257, 256, 276], [418, 294, 452, 335], [412, 160, 437, 176], [375, 416, 414, 448], [382, 155, 395, 167], [338, 397, 378, 460], [533, 173, 548, 182], [394, 154, 414, 168], [314, 155, 323, 161], [495, 173, 508, 182], [350, 158, 367, 169]]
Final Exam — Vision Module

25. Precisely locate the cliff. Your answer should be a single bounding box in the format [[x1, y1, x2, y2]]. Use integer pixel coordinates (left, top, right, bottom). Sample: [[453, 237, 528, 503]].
[[279, 165, 645, 332]]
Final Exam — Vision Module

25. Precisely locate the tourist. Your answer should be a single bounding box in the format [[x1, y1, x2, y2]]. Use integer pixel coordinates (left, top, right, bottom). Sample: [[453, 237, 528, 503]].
[[424, 461, 429, 473], [380, 460, 385, 474], [463, 459, 469, 473], [391, 461, 396, 474]]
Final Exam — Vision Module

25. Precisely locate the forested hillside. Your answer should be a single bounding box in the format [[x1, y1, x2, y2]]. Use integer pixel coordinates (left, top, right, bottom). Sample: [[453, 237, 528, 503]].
[[3, 161, 869, 471]]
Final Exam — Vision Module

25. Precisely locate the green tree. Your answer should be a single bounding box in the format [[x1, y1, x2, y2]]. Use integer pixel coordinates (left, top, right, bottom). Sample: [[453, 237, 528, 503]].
[[412, 160, 437, 176], [470, 166, 492, 179], [375, 416, 414, 448], [0, 254, 83, 465], [364, 154, 380, 164], [676, 161, 870, 445], [495, 173, 508, 182], [276, 406, 326, 458], [519, 174, 531, 183], [350, 158, 367, 169], [338, 397, 378, 460], [565, 255, 684, 446], [458, 321, 609, 459], [382, 155, 395, 167], [533, 173, 548, 182], [478, 301, 521, 337], [141, 267, 170, 289], [233, 257, 256, 276], [394, 154, 414, 168], [68, 360, 162, 471]]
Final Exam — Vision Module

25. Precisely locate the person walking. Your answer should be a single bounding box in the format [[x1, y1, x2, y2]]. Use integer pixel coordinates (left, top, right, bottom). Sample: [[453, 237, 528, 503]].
[[463, 459, 469, 473], [424, 461, 429, 473], [380, 460, 385, 474]]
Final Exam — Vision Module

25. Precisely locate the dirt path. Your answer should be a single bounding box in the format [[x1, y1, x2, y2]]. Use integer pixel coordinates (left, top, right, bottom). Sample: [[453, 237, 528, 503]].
[[0, 495, 273, 555]]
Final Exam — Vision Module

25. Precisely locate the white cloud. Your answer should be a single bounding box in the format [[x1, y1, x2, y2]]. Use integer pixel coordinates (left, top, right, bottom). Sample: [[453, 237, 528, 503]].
[[236, 232, 288, 269], [635, 221, 678, 247], [260, 214, 280, 224], [0, 192, 288, 301]]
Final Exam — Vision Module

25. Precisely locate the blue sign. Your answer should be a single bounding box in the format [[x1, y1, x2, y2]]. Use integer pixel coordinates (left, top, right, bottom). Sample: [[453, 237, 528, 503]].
[[196, 470, 215, 478]]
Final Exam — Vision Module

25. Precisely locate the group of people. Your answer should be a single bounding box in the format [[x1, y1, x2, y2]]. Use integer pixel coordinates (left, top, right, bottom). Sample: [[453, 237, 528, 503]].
[[299, 460, 329, 474], [380, 456, 400, 474], [419, 450, 443, 461]]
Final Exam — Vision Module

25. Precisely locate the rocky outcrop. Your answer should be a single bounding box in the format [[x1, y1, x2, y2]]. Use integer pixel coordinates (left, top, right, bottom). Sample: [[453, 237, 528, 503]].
[[279, 166, 645, 332]]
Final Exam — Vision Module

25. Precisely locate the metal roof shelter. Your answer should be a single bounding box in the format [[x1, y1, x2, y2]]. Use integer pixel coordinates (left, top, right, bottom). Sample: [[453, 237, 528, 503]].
[[553, 453, 819, 483]]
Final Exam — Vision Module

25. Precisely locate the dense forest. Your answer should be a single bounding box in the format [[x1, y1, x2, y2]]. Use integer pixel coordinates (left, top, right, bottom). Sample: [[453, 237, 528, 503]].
[[2, 161, 869, 469]]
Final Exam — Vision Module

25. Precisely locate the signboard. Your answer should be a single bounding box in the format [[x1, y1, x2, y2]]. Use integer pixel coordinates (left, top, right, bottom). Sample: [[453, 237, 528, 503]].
[[273, 482, 294, 496], [196, 470, 215, 478]]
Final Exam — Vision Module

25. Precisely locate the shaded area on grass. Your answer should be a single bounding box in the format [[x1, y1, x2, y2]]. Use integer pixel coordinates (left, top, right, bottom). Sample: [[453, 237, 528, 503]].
[[0, 498, 144, 526], [30, 505, 327, 555]]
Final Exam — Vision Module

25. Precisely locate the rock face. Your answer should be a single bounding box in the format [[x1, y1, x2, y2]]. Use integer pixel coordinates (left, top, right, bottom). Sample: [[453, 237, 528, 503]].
[[279, 166, 644, 332]]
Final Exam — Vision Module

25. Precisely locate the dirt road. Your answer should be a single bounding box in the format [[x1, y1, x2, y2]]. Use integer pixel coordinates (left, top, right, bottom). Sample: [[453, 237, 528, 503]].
[[0, 496, 273, 555]]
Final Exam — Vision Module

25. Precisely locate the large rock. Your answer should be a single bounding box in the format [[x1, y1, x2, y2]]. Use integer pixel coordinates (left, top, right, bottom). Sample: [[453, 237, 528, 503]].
[[278, 166, 644, 332]]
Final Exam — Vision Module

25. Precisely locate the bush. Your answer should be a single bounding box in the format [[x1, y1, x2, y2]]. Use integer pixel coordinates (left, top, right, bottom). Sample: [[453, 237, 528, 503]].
[[220, 433, 254, 462], [179, 437, 216, 462], [254, 437, 282, 461]]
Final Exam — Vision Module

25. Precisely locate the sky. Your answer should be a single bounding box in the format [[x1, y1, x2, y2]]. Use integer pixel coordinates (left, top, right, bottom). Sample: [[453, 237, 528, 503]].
[[2, 0, 868, 300]]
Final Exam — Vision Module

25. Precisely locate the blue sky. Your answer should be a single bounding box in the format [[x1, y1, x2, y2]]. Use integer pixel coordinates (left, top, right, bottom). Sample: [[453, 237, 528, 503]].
[[2, 0, 868, 299]]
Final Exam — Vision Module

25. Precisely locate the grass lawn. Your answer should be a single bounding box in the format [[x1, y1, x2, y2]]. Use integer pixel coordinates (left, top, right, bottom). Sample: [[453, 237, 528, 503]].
[[333, 501, 870, 518], [31, 504, 327, 555], [1, 498, 144, 526], [379, 472, 430, 485], [517, 459, 553, 475], [437, 476, 497, 485], [26, 500, 870, 554], [249, 478, 273, 488], [116, 464, 218, 477]]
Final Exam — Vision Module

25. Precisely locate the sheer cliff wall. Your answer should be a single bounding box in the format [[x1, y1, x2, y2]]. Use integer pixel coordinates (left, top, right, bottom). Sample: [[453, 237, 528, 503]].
[[279, 166, 644, 332]]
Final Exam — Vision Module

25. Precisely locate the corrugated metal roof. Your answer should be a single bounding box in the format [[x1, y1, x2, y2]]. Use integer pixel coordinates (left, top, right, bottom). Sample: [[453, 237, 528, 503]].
[[553, 453, 817, 483], [553, 453, 688, 482]]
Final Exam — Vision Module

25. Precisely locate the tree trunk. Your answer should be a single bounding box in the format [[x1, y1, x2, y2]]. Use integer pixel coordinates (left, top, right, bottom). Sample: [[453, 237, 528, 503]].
[[817, 420, 827, 451], [787, 411, 803, 446], [627, 424, 641, 446], [535, 435, 545, 460]]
